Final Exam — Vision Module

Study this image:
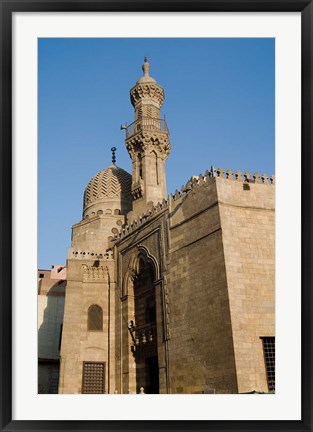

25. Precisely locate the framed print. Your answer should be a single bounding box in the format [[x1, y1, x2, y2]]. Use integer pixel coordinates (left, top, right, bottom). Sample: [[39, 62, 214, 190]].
[[1, 1, 312, 431]]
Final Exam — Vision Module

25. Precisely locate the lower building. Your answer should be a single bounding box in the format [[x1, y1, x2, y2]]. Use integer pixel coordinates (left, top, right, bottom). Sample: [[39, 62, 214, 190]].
[[38, 265, 66, 393]]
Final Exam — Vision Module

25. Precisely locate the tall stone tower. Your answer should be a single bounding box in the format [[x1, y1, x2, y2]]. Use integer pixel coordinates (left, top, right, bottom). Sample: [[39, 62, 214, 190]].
[[125, 58, 171, 217]]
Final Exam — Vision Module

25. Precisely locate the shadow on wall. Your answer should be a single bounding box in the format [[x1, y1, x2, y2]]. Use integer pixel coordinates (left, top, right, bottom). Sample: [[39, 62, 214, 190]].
[[168, 180, 239, 394], [38, 281, 66, 394]]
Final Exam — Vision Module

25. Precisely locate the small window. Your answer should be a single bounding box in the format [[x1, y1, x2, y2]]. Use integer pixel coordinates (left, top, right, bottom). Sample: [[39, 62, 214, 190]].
[[138, 153, 143, 179], [39, 273, 44, 278], [82, 361, 105, 394], [261, 336, 275, 391], [88, 304, 103, 331]]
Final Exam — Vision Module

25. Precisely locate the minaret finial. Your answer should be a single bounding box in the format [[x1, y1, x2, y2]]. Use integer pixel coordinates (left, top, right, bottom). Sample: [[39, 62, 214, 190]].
[[111, 147, 116, 165], [142, 56, 150, 77]]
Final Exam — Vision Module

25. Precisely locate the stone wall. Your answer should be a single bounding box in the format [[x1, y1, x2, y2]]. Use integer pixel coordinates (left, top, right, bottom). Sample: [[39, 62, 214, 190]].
[[113, 169, 275, 394], [71, 213, 125, 253], [58, 165, 275, 394], [166, 177, 237, 394], [58, 257, 115, 394], [216, 176, 275, 393]]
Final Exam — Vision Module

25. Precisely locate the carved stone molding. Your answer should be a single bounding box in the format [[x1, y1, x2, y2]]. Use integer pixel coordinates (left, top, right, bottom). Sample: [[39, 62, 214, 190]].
[[130, 83, 164, 107], [82, 264, 108, 282], [131, 181, 144, 200], [163, 284, 170, 341], [126, 132, 170, 159]]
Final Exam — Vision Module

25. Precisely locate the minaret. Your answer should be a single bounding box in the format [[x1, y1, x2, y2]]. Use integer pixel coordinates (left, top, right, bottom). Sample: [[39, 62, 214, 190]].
[[124, 57, 171, 216]]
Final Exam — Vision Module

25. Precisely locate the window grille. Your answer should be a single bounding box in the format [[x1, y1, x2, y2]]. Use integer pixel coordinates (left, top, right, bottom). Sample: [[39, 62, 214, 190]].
[[261, 337, 275, 391], [82, 362, 105, 394]]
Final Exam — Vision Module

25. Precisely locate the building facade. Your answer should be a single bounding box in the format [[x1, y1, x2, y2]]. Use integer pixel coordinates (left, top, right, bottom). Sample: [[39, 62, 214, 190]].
[[58, 59, 275, 395], [38, 265, 67, 393]]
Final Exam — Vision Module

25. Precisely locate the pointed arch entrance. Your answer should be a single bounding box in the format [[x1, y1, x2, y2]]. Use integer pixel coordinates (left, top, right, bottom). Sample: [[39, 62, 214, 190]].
[[122, 247, 166, 394], [133, 256, 159, 393]]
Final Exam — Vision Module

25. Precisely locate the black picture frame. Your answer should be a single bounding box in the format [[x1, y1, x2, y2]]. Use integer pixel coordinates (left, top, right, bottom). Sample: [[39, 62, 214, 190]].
[[1, 1, 312, 431]]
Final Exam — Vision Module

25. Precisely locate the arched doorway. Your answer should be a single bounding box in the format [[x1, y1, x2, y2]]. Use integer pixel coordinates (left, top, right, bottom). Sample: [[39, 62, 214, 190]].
[[133, 257, 159, 394]]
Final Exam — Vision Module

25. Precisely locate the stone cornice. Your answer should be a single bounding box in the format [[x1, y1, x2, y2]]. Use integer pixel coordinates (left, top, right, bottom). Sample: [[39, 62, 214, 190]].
[[130, 82, 164, 107], [113, 165, 275, 242], [125, 131, 171, 159]]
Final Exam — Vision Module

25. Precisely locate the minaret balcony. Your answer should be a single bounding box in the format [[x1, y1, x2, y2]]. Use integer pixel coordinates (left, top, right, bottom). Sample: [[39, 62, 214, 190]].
[[125, 117, 169, 138]]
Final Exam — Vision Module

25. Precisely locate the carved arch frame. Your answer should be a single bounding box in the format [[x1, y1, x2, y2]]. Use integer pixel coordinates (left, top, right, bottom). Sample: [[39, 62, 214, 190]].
[[122, 245, 160, 299], [120, 245, 168, 394]]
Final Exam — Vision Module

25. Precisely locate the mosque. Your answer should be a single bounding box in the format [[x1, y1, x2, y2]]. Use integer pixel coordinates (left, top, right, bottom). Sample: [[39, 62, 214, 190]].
[[39, 58, 275, 394]]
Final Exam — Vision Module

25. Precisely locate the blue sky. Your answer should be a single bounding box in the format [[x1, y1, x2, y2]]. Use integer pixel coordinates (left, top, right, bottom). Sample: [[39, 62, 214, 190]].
[[38, 38, 274, 269]]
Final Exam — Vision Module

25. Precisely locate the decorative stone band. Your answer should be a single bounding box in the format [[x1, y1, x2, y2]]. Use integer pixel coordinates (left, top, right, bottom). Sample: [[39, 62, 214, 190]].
[[114, 165, 275, 241], [131, 182, 144, 200], [125, 131, 171, 159], [130, 83, 165, 106], [69, 248, 113, 260], [81, 264, 109, 282]]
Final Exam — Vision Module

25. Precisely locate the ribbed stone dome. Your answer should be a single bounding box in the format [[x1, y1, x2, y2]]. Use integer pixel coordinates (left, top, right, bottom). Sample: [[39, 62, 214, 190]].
[[83, 165, 132, 217]]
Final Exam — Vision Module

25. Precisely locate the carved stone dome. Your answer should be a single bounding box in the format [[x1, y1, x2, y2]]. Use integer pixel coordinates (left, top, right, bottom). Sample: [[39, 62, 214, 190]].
[[83, 165, 132, 218]]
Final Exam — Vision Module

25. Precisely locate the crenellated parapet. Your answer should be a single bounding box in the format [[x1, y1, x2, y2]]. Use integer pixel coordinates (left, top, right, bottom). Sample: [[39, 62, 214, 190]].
[[114, 199, 169, 241], [214, 167, 275, 185], [114, 171, 213, 241], [114, 165, 275, 241]]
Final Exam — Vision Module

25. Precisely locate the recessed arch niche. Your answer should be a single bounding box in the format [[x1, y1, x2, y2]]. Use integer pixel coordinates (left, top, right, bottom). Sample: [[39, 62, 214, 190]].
[[121, 248, 162, 394]]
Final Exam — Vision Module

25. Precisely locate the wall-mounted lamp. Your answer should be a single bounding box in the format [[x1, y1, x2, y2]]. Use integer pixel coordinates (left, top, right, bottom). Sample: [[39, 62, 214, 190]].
[[128, 320, 135, 331], [127, 320, 155, 350]]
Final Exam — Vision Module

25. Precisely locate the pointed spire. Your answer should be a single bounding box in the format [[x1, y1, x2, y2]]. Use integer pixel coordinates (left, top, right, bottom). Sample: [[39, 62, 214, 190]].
[[111, 147, 116, 165], [142, 56, 150, 78]]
